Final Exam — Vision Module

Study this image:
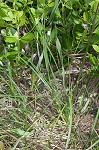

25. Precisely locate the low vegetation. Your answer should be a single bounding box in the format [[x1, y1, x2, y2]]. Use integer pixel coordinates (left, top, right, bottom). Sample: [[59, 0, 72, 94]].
[[0, 0, 99, 149]]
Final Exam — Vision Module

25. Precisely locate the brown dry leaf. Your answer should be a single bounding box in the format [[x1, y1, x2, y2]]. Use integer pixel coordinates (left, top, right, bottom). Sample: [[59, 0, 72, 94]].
[[0, 141, 4, 150]]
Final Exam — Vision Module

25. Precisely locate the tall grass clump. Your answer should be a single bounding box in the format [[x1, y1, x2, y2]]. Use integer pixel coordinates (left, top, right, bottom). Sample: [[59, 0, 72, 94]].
[[0, 0, 99, 149]]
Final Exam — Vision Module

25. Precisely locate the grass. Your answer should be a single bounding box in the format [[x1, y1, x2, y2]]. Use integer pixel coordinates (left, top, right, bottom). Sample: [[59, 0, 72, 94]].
[[0, 56, 99, 150], [0, 0, 99, 149]]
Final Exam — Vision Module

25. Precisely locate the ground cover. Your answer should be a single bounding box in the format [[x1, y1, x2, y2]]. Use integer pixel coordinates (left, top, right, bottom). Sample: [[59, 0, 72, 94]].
[[0, 0, 99, 149]]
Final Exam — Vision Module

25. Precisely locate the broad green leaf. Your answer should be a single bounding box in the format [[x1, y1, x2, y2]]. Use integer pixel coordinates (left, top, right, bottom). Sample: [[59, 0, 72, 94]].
[[65, 1, 72, 10], [0, 8, 7, 17], [48, 2, 55, 7], [3, 17, 12, 21], [44, 7, 51, 16], [83, 12, 88, 21], [94, 26, 99, 35], [22, 0, 27, 3], [37, 8, 44, 14], [89, 54, 97, 65], [19, 14, 26, 26], [92, 45, 99, 53], [17, 11, 23, 18], [89, 1, 98, 12], [94, 31, 99, 36], [91, 34, 99, 44], [0, 4, 13, 22], [20, 32, 34, 43], [6, 27, 17, 36], [27, 1, 33, 4], [55, 8, 61, 18], [74, 19, 80, 24], [72, 10, 78, 17], [14, 11, 23, 20], [0, 18, 6, 26], [51, 28, 57, 40], [0, 2, 10, 10], [48, 0, 52, 3], [4, 36, 17, 43], [0, 51, 19, 60], [0, 3, 11, 17], [16, 2, 23, 7], [8, 10, 14, 18], [30, 8, 36, 16]]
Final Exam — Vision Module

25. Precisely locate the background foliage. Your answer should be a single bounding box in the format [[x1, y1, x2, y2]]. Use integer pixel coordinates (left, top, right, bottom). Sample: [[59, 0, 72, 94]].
[[0, 0, 99, 72], [0, 0, 99, 149]]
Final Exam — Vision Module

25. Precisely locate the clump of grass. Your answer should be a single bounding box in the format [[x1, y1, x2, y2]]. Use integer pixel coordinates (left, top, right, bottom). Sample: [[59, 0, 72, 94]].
[[0, 0, 99, 149]]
